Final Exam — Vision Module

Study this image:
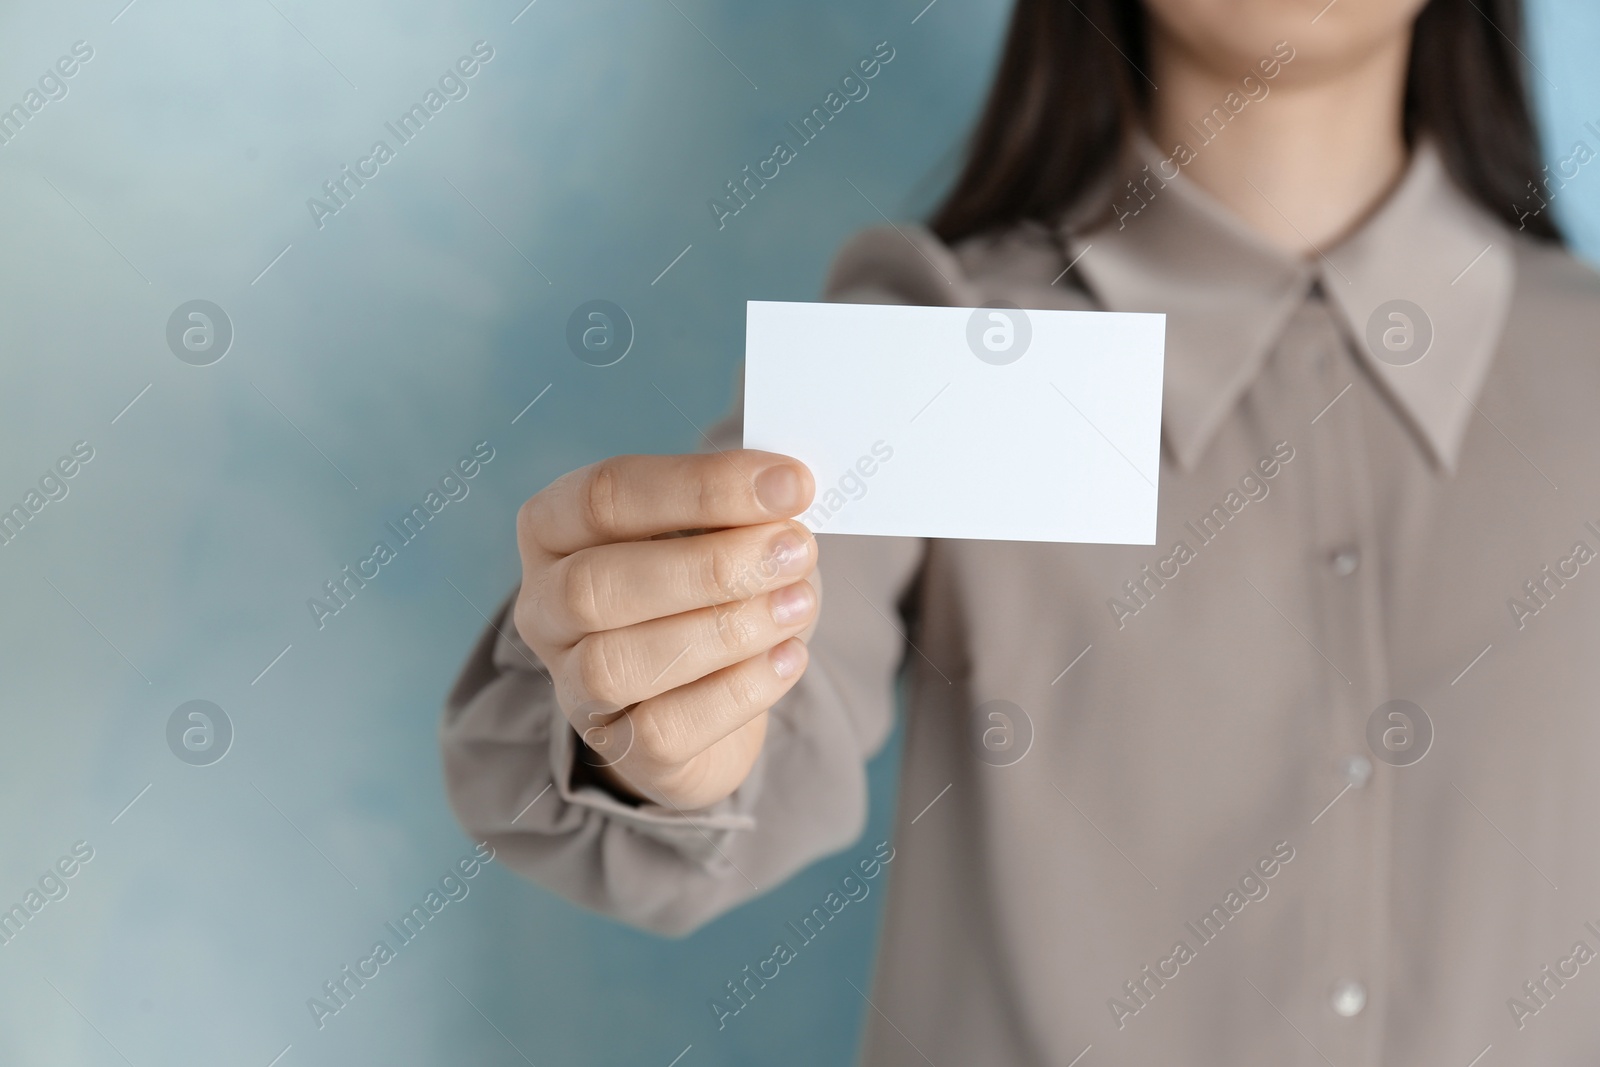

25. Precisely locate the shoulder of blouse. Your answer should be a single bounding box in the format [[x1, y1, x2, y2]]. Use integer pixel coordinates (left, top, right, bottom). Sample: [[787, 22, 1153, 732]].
[[819, 220, 1072, 307], [817, 219, 1600, 343], [1511, 235, 1600, 310], [1501, 238, 1600, 398]]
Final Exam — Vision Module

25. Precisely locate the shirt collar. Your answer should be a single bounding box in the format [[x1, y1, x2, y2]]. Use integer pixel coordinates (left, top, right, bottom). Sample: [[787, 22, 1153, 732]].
[[1064, 134, 1516, 473]]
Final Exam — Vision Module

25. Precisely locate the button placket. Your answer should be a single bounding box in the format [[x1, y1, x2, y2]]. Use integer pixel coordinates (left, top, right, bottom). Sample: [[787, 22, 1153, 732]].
[[1294, 300, 1393, 1062]]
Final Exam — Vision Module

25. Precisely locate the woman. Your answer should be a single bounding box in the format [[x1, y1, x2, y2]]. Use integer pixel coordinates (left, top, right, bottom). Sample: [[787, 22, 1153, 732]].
[[444, 0, 1600, 1061]]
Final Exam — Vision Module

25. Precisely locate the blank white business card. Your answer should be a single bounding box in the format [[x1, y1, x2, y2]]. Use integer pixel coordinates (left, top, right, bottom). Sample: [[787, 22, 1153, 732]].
[[743, 300, 1165, 544]]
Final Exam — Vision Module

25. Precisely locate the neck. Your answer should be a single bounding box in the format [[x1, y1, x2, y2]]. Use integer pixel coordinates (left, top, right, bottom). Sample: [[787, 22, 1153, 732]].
[[1145, 34, 1413, 255]]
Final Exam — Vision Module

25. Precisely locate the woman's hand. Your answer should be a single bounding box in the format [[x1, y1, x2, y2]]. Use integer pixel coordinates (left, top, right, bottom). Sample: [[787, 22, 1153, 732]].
[[513, 450, 819, 810]]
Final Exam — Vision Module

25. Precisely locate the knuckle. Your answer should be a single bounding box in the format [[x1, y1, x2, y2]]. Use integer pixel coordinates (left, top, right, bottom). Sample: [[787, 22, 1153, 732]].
[[694, 466, 746, 520], [511, 592, 541, 647], [710, 600, 762, 657], [518, 499, 537, 547], [573, 636, 630, 706], [557, 556, 606, 632], [706, 541, 761, 602], [720, 663, 770, 714], [579, 460, 624, 538], [578, 705, 629, 754], [633, 709, 692, 767], [515, 494, 542, 548]]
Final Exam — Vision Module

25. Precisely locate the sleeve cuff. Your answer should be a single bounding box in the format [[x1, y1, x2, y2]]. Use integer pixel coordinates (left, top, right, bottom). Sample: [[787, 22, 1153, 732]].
[[548, 712, 759, 838]]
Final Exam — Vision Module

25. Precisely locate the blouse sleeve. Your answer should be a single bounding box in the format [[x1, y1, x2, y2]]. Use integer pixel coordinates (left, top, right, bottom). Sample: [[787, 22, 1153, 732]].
[[438, 224, 972, 934]]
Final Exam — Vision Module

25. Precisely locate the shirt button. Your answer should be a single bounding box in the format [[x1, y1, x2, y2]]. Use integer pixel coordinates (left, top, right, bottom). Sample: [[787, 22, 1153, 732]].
[[1330, 548, 1360, 577], [1338, 754, 1372, 788], [1330, 980, 1367, 1017]]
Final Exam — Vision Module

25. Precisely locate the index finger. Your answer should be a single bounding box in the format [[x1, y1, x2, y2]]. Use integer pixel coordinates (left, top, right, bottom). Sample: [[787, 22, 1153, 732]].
[[521, 450, 815, 556]]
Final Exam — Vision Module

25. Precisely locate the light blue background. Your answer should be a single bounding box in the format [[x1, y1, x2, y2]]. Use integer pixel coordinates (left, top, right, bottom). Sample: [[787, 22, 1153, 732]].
[[0, 1, 1594, 1064]]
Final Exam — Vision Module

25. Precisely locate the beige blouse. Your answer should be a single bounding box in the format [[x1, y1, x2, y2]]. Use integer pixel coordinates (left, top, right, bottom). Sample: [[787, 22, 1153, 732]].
[[441, 138, 1600, 1065]]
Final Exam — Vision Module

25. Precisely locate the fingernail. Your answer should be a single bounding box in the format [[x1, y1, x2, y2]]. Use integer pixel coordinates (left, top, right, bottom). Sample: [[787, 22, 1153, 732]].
[[769, 582, 815, 625], [766, 532, 811, 577], [770, 639, 807, 680], [755, 465, 802, 513]]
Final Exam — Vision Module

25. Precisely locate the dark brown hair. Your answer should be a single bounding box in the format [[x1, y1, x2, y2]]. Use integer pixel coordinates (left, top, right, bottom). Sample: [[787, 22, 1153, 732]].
[[929, 0, 1561, 245]]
